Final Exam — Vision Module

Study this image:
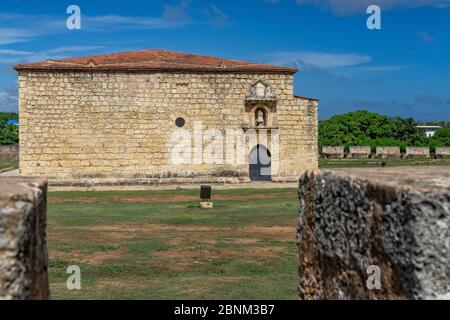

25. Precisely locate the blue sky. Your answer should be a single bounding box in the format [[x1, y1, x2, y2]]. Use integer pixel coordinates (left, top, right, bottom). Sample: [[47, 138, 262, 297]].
[[1, 0, 449, 120]]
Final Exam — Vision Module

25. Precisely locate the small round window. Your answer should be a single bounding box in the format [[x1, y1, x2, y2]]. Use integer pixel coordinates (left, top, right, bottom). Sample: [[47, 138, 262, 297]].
[[175, 117, 185, 128]]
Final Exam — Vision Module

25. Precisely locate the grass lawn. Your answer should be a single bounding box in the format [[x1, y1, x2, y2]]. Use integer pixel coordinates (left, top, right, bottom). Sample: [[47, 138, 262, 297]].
[[47, 188, 300, 300], [319, 157, 450, 168], [0, 160, 18, 170]]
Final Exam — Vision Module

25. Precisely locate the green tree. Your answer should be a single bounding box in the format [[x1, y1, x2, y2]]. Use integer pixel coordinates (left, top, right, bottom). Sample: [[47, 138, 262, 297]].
[[319, 110, 427, 152], [0, 124, 18, 145], [432, 127, 450, 146], [0, 112, 19, 145]]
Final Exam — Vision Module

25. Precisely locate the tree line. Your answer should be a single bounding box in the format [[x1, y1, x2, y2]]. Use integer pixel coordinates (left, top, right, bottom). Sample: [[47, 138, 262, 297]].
[[319, 110, 450, 153], [0, 112, 18, 145]]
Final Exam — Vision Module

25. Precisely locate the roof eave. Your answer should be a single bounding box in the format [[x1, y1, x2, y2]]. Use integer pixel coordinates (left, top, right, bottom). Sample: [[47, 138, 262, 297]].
[[14, 66, 298, 75]]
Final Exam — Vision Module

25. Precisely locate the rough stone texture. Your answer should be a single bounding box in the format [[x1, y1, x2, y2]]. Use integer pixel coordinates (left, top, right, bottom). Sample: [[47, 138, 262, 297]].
[[436, 147, 450, 157], [0, 177, 49, 300], [376, 146, 401, 158], [348, 146, 371, 159], [321, 146, 344, 158], [17, 70, 318, 181], [297, 167, 450, 300], [406, 147, 430, 158], [0, 145, 19, 161]]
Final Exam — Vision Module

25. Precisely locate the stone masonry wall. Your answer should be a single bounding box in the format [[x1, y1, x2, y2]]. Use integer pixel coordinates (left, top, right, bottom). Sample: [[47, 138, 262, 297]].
[[18, 71, 317, 180], [297, 169, 449, 300], [0, 177, 49, 300], [321, 146, 344, 158], [0, 145, 19, 161]]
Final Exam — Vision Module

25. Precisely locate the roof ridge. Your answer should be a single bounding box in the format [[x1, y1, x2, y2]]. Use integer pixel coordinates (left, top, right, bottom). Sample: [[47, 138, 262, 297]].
[[14, 49, 298, 74]]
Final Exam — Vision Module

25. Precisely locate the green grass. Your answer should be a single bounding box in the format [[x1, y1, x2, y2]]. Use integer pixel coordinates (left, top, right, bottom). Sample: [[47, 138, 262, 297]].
[[319, 157, 450, 168], [0, 160, 18, 170], [47, 188, 299, 300]]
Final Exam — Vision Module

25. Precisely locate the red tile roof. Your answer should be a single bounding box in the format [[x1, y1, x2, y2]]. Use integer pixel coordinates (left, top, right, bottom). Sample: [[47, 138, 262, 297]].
[[14, 49, 297, 74]]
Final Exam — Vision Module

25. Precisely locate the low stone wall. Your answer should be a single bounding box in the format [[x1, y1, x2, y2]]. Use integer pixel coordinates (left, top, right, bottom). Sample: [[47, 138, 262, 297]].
[[406, 147, 430, 158], [376, 146, 401, 158], [297, 170, 449, 300], [348, 146, 371, 159], [436, 147, 450, 157], [0, 177, 49, 300], [322, 146, 344, 158], [0, 145, 19, 161]]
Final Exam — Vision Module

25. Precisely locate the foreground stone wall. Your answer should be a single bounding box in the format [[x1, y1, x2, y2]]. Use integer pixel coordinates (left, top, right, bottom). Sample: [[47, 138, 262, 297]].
[[0, 145, 19, 161], [0, 177, 49, 300], [18, 71, 318, 180], [297, 169, 449, 300]]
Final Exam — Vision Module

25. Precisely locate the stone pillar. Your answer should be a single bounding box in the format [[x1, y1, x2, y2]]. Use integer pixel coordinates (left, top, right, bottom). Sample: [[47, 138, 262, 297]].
[[297, 169, 449, 300], [0, 177, 49, 300]]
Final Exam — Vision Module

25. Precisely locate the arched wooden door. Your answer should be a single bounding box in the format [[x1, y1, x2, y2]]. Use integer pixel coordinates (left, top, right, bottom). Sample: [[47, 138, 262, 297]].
[[249, 144, 271, 181]]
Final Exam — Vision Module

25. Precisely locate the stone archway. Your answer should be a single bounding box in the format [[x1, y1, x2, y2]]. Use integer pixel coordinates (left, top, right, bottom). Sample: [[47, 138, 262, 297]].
[[249, 144, 271, 182]]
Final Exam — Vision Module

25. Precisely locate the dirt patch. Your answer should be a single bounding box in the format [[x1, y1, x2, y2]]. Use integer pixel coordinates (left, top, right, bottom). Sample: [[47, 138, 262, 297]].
[[238, 226, 296, 241], [236, 238, 262, 244], [50, 248, 125, 266], [80, 223, 215, 233], [167, 237, 218, 245], [152, 244, 287, 271], [49, 228, 135, 243]]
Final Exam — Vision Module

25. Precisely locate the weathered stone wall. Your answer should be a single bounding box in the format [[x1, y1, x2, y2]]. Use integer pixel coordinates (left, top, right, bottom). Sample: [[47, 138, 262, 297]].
[[376, 146, 401, 158], [0, 145, 19, 161], [18, 71, 317, 180], [349, 146, 371, 159], [0, 177, 49, 300], [297, 169, 449, 300], [406, 147, 430, 158], [436, 147, 450, 157], [321, 146, 344, 158]]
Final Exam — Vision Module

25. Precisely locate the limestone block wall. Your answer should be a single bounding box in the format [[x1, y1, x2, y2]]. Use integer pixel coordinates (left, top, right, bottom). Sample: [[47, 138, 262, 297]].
[[436, 147, 450, 157], [321, 146, 344, 158], [349, 146, 371, 159], [18, 71, 317, 180], [0, 145, 19, 161], [376, 146, 401, 158], [0, 177, 49, 300], [297, 169, 449, 300], [406, 147, 430, 157]]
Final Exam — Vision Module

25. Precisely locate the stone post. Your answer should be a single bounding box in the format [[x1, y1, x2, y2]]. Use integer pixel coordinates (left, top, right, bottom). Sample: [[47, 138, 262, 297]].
[[0, 177, 49, 300]]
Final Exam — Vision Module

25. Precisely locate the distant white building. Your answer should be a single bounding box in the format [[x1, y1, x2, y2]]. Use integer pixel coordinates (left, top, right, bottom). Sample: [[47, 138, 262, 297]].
[[417, 125, 442, 137]]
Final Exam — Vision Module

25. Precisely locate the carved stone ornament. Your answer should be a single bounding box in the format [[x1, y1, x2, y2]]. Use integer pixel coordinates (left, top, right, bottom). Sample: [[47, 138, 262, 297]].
[[245, 81, 276, 101]]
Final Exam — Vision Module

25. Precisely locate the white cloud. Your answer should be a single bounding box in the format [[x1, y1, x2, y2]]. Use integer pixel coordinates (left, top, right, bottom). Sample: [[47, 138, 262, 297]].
[[0, 1, 192, 45], [204, 5, 229, 27], [416, 31, 435, 44], [0, 87, 18, 112], [47, 46, 105, 54], [163, 0, 191, 24], [0, 46, 105, 65], [265, 51, 372, 68], [295, 0, 450, 15], [0, 49, 33, 55], [0, 28, 38, 45]]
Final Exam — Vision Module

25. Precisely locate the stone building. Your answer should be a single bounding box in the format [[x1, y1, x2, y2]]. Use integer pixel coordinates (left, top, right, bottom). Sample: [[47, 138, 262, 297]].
[[15, 50, 318, 182]]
